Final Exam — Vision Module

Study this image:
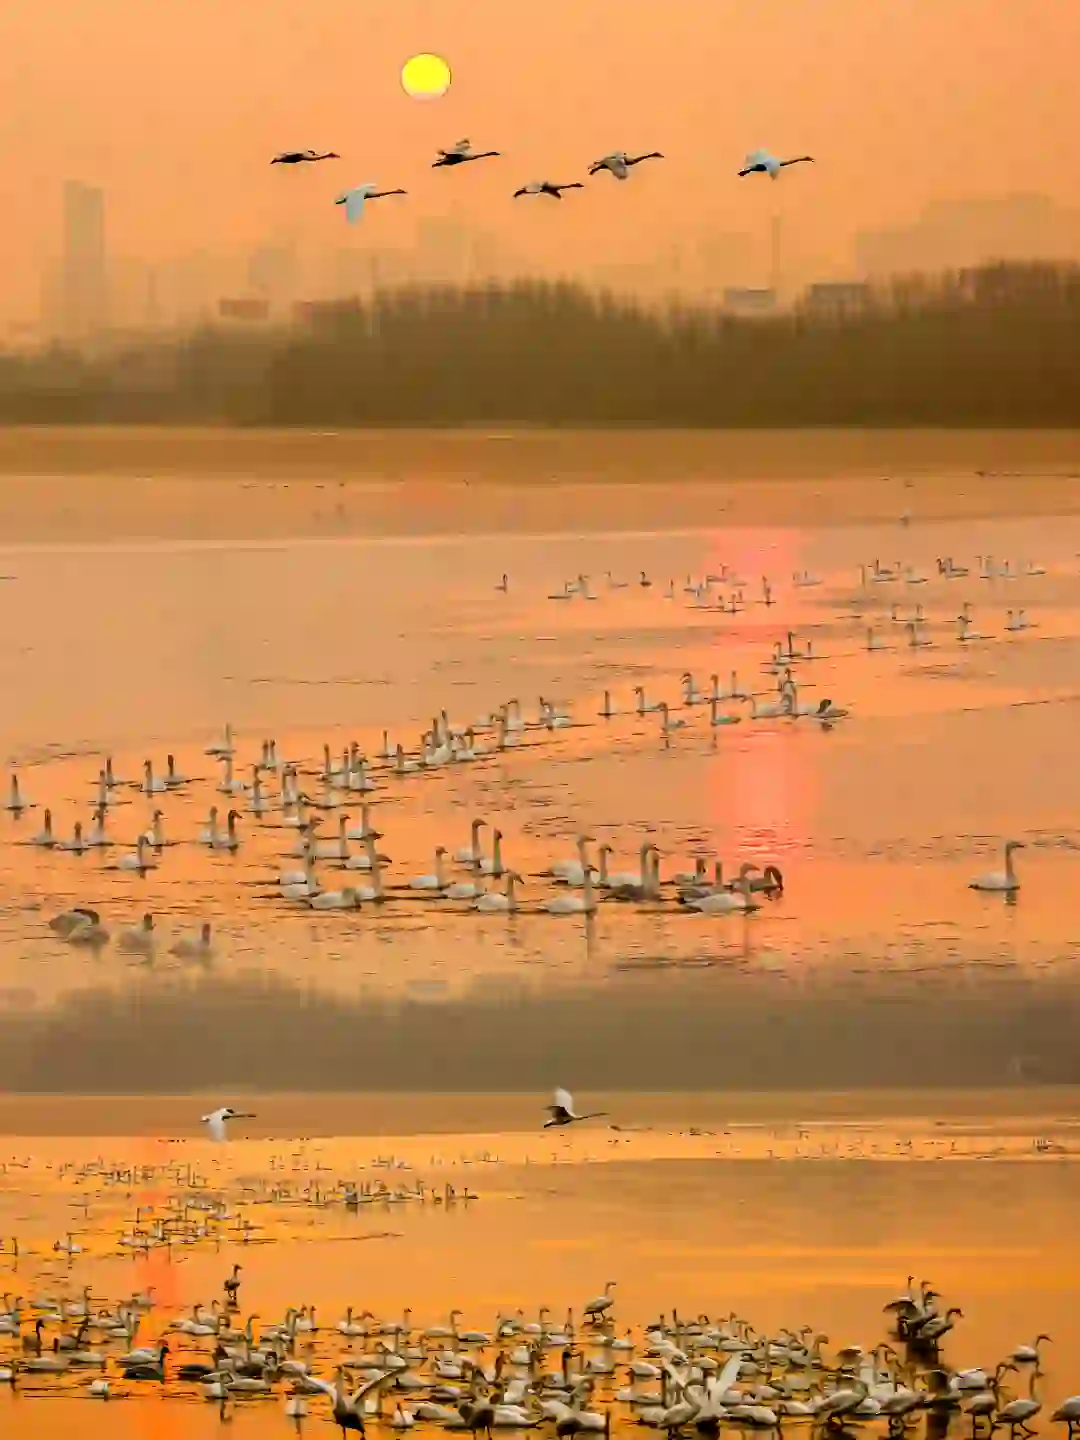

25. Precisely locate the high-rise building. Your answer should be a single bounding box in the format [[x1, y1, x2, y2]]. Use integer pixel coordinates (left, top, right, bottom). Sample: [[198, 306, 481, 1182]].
[[61, 181, 108, 338]]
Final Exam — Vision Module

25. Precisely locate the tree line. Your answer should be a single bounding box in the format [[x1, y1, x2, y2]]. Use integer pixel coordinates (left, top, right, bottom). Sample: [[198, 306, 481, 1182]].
[[1, 261, 1076, 427]]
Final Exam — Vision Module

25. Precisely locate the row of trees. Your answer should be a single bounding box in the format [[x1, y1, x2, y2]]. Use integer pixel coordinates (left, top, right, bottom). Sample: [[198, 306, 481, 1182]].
[[1, 262, 1077, 426]]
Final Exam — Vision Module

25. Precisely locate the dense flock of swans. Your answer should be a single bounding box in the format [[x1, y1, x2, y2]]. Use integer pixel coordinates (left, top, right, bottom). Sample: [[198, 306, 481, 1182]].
[[1, 1268, 1077, 1437], [4, 547, 1054, 948]]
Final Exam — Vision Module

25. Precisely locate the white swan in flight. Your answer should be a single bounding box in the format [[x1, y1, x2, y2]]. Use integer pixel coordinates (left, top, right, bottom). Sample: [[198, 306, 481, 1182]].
[[589, 150, 663, 180], [543, 1088, 607, 1128], [739, 149, 814, 179], [513, 181, 583, 199], [970, 840, 1024, 893], [202, 1106, 255, 1142], [336, 185, 407, 223], [432, 139, 500, 167]]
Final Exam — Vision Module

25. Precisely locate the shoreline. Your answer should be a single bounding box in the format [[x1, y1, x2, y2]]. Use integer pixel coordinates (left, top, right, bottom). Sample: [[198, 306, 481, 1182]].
[[0, 1087, 1076, 1138], [0, 427, 1076, 542]]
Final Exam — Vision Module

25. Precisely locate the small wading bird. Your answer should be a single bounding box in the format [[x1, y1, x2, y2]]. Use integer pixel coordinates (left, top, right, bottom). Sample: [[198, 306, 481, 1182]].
[[335, 185, 407, 223], [512, 181, 584, 200], [588, 150, 663, 179], [202, 1106, 256, 1143], [544, 1087, 607, 1128], [432, 139, 500, 167], [738, 148, 814, 178], [271, 149, 340, 165]]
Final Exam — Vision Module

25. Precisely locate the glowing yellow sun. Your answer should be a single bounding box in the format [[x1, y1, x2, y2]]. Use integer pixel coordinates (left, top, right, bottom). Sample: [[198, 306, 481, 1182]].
[[401, 53, 452, 101]]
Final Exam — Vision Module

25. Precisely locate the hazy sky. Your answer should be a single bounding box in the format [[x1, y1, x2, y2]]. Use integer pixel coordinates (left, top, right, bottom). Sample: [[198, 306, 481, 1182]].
[[2, 0, 1079, 314]]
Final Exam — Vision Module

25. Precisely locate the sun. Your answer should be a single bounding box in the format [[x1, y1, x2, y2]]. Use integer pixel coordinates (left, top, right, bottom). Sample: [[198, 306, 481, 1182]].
[[401, 53, 452, 101]]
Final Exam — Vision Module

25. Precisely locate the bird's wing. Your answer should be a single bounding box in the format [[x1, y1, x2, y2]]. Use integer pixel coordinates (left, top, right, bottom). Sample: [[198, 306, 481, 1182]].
[[610, 158, 629, 178], [203, 1113, 227, 1142], [715, 1353, 746, 1395], [349, 1369, 395, 1407], [745, 149, 770, 166], [552, 1087, 575, 1113], [341, 188, 371, 223]]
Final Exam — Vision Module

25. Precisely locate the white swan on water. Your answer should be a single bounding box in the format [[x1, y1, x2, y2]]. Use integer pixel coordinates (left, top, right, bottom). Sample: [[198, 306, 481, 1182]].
[[117, 913, 155, 955], [281, 852, 320, 900], [309, 886, 360, 911], [454, 817, 487, 864], [4, 772, 32, 814], [549, 834, 597, 886], [545, 866, 598, 915], [118, 836, 155, 875], [970, 840, 1024, 893], [205, 724, 234, 759], [605, 843, 656, 891], [32, 809, 56, 847], [443, 858, 486, 901], [475, 872, 523, 913], [170, 923, 215, 960], [687, 869, 759, 913], [410, 848, 449, 891]]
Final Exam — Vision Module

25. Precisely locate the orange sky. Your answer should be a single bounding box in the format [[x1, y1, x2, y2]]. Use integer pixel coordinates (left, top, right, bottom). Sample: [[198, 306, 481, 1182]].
[[2, 0, 1079, 316]]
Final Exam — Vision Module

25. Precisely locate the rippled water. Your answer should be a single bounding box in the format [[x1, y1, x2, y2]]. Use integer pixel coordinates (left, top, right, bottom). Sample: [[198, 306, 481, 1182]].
[[3, 1092, 1080, 1440], [1, 464, 1080, 1086]]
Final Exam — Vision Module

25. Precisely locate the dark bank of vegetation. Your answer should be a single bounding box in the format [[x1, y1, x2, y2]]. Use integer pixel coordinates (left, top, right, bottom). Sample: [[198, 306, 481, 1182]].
[[0, 966, 1076, 1092], [1, 261, 1078, 428]]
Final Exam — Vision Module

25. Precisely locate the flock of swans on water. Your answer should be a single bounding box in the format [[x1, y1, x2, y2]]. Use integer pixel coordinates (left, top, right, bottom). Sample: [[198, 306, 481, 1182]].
[[1, 1267, 1078, 1437], [270, 140, 810, 223], [5, 548, 1049, 951]]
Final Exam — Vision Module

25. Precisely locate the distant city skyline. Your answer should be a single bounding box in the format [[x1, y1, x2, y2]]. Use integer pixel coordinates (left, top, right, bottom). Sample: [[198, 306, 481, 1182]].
[[26, 180, 1080, 342]]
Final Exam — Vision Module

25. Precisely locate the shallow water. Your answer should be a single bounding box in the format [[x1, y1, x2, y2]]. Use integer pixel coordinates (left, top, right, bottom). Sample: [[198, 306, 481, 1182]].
[[3, 1091, 1080, 1439], [3, 433, 1080, 1437], [2, 482, 1080, 1084]]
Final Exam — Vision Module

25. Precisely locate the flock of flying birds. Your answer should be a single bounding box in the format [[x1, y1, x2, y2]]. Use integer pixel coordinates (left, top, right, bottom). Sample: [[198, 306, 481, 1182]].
[[268, 142, 814, 222]]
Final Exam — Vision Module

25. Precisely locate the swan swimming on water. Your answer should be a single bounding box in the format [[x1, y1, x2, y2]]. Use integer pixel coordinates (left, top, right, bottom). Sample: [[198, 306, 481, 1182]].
[[4, 771, 31, 815], [170, 923, 215, 961], [545, 865, 598, 914], [970, 840, 1024, 893], [475, 872, 523, 913], [117, 913, 155, 955], [118, 835, 155, 875]]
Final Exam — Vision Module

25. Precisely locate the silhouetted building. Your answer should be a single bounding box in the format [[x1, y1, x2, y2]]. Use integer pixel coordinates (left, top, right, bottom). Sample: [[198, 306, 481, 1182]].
[[247, 245, 298, 307], [61, 181, 108, 338], [218, 298, 270, 321], [855, 194, 1080, 278], [802, 282, 872, 314], [723, 287, 777, 315]]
